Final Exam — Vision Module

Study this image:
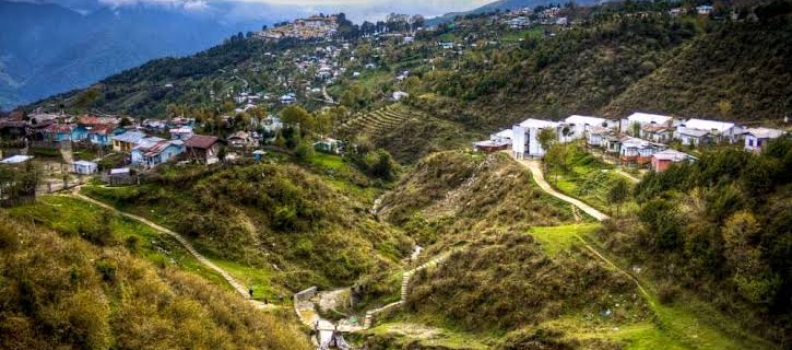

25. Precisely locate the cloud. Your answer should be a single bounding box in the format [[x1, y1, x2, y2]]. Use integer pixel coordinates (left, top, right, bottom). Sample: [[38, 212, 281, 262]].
[[90, 0, 492, 21]]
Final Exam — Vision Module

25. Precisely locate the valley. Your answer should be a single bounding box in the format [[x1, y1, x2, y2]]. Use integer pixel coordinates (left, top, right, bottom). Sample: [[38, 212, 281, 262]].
[[2, 0, 792, 349]]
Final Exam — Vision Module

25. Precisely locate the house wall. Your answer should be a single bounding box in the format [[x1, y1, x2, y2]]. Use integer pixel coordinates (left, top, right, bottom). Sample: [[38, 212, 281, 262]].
[[71, 127, 88, 141], [528, 128, 549, 157], [131, 150, 143, 165], [679, 134, 700, 146], [511, 125, 527, 158], [160, 145, 184, 163], [651, 158, 672, 172], [745, 135, 765, 152]]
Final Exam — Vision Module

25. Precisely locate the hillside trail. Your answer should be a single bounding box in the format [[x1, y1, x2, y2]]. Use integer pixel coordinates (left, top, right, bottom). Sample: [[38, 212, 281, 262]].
[[508, 153, 652, 301], [64, 189, 275, 311], [510, 155, 609, 221]]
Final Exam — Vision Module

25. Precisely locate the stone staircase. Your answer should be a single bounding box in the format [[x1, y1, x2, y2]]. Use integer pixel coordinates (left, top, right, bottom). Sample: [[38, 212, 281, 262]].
[[362, 249, 458, 329]]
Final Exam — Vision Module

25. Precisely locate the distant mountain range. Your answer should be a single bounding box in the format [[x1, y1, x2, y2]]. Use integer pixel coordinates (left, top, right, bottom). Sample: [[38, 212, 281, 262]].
[[0, 0, 275, 110]]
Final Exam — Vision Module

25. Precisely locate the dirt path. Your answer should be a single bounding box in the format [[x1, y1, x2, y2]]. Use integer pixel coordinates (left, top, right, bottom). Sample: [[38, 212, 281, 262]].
[[507, 154, 652, 302], [67, 192, 275, 310], [510, 155, 609, 221]]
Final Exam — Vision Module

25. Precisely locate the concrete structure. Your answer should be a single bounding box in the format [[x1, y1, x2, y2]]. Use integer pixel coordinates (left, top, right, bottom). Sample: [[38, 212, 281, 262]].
[[621, 112, 673, 135], [744, 128, 786, 152], [512, 119, 560, 159], [675, 118, 743, 144], [651, 149, 692, 172], [563, 115, 613, 142], [112, 131, 147, 152], [71, 160, 98, 175]]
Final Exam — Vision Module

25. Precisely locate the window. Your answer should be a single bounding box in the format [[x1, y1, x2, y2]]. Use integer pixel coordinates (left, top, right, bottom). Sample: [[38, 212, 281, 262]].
[[748, 139, 754, 147]]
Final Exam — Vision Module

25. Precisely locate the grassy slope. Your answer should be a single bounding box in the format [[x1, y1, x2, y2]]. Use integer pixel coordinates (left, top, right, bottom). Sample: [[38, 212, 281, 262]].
[[0, 205, 311, 350], [81, 158, 412, 292], [548, 144, 637, 215], [377, 151, 576, 247], [604, 19, 792, 123], [337, 103, 482, 165]]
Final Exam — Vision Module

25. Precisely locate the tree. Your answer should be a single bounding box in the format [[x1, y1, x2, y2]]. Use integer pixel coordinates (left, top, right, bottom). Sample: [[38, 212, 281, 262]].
[[280, 105, 315, 134], [608, 178, 630, 217], [544, 144, 568, 184], [717, 100, 733, 119], [630, 122, 641, 137], [537, 128, 558, 173], [119, 116, 133, 127], [538, 128, 558, 155], [294, 141, 315, 162]]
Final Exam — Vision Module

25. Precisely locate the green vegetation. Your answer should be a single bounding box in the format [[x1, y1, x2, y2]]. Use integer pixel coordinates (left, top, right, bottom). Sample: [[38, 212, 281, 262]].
[[406, 232, 647, 345], [600, 138, 792, 344], [81, 162, 412, 291], [0, 209, 311, 350], [528, 223, 600, 258], [547, 143, 635, 214], [378, 151, 575, 246], [604, 18, 792, 123], [7, 196, 226, 287], [337, 104, 480, 164]]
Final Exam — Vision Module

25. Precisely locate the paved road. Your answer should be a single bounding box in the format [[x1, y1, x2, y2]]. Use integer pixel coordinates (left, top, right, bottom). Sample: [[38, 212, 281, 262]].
[[510, 155, 610, 221], [68, 192, 274, 310]]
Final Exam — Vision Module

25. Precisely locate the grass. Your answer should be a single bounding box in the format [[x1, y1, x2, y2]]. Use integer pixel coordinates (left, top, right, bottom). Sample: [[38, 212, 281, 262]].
[[7, 195, 230, 290], [210, 258, 289, 304], [522, 221, 776, 350], [547, 145, 638, 215], [528, 223, 600, 257], [308, 152, 384, 203], [501, 26, 544, 43], [531, 222, 775, 350]]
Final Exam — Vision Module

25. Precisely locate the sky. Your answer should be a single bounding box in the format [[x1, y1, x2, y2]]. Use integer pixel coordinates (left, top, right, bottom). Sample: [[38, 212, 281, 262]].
[[38, 0, 495, 22]]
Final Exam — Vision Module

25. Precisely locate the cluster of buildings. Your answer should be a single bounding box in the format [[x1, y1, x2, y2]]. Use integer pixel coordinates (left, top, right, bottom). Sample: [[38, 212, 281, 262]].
[[258, 14, 339, 41], [474, 112, 788, 172]]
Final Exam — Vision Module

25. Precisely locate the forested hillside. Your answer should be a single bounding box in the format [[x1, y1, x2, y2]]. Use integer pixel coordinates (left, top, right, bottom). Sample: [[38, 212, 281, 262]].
[[0, 0, 263, 109], [23, 1, 792, 134], [604, 18, 792, 123], [600, 138, 792, 342]]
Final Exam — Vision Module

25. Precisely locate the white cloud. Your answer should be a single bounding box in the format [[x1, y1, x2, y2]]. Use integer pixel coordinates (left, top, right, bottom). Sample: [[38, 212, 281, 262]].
[[90, 0, 492, 21]]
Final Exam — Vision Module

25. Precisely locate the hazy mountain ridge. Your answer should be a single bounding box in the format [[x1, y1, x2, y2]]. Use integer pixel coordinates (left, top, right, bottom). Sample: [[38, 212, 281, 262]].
[[0, 0, 265, 110]]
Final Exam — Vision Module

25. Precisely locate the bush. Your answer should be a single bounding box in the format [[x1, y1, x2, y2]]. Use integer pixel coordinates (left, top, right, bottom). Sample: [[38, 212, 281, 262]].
[[656, 281, 680, 305]]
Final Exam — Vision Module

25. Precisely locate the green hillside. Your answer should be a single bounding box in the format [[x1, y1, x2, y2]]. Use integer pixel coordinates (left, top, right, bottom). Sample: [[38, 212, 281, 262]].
[[0, 207, 311, 350], [604, 18, 792, 123], [21, 2, 792, 129]]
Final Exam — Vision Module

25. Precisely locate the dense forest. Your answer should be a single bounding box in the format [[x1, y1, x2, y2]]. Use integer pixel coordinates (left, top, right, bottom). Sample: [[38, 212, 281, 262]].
[[602, 138, 792, 342]]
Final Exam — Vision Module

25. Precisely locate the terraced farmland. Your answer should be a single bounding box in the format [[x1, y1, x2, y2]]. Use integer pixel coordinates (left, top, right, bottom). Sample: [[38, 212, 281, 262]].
[[336, 104, 426, 136]]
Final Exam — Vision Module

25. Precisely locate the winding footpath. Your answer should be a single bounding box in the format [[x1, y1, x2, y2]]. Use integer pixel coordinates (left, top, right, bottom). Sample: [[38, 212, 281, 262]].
[[66, 191, 274, 310], [509, 154, 651, 299], [511, 156, 609, 221]]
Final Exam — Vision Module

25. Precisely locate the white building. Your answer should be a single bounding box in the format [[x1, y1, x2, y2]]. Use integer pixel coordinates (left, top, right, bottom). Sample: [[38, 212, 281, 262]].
[[675, 118, 743, 143], [512, 119, 560, 159], [621, 112, 673, 134], [563, 115, 614, 142], [392, 91, 410, 101], [744, 128, 786, 152], [71, 160, 98, 175]]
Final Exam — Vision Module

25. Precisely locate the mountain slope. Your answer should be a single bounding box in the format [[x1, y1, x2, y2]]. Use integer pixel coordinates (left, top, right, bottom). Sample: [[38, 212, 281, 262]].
[[0, 210, 312, 350], [427, 0, 599, 25], [0, 1, 261, 110], [604, 18, 792, 122]]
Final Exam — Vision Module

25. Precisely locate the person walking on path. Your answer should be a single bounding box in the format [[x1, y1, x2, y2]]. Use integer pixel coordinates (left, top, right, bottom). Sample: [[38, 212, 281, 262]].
[[248, 288, 254, 299]]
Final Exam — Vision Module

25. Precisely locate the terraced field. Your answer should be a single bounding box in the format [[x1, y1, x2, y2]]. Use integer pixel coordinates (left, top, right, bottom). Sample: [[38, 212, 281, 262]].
[[336, 104, 427, 136]]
